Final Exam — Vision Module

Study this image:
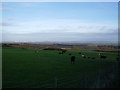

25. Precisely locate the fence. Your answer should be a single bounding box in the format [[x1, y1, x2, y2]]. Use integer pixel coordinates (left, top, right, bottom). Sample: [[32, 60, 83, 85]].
[[5, 61, 119, 88]]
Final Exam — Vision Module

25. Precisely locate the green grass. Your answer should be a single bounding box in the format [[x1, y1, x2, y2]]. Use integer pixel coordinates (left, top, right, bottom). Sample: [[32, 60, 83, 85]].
[[2, 47, 117, 88], [0, 46, 2, 89]]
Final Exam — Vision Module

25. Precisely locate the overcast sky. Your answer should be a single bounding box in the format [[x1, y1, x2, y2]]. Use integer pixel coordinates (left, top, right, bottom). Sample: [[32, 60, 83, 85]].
[[1, 2, 118, 42]]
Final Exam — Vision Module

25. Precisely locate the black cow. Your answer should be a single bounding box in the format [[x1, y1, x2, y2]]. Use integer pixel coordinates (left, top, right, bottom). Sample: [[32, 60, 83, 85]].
[[116, 57, 120, 61], [100, 55, 107, 59], [69, 54, 71, 55], [71, 56, 76, 64], [88, 57, 90, 59], [92, 57, 95, 59], [59, 52, 63, 54], [62, 50, 67, 53]]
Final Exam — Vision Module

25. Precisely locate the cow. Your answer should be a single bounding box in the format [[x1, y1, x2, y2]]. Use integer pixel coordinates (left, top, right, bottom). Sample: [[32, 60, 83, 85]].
[[81, 55, 85, 57], [71, 56, 76, 64], [83, 56, 86, 58], [100, 55, 107, 59], [116, 57, 120, 61], [92, 57, 95, 59], [69, 54, 71, 55], [59, 52, 61, 54], [81, 55, 87, 59], [62, 50, 67, 53], [97, 53, 101, 56], [59, 52, 63, 54], [88, 57, 90, 59]]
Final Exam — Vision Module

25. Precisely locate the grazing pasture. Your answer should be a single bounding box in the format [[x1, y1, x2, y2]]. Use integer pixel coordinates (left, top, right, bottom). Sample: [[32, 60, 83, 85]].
[[2, 47, 118, 88]]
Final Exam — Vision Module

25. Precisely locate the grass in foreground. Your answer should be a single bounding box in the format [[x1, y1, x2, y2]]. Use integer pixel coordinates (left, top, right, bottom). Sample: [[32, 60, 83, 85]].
[[2, 47, 117, 88]]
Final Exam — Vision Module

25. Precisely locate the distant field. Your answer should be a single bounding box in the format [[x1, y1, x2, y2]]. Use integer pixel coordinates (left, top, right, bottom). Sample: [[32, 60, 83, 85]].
[[2, 47, 118, 88]]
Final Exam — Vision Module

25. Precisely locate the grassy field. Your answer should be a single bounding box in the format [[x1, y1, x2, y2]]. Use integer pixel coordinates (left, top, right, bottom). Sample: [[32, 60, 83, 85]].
[[0, 47, 2, 89], [2, 47, 118, 88]]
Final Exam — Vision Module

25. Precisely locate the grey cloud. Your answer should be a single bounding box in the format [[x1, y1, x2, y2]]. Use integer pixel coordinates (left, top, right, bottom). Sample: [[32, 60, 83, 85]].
[[7, 18, 15, 21], [0, 8, 12, 11], [2, 31, 118, 42], [20, 3, 36, 7], [99, 26, 107, 31], [0, 22, 15, 26]]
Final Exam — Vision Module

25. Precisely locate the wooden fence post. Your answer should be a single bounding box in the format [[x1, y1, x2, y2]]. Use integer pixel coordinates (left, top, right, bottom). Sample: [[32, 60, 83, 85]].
[[82, 72, 87, 88], [55, 77, 57, 89], [96, 70, 101, 88]]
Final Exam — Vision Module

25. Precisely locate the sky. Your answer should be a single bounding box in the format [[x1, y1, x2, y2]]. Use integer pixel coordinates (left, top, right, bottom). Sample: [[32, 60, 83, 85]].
[[1, 2, 118, 42]]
